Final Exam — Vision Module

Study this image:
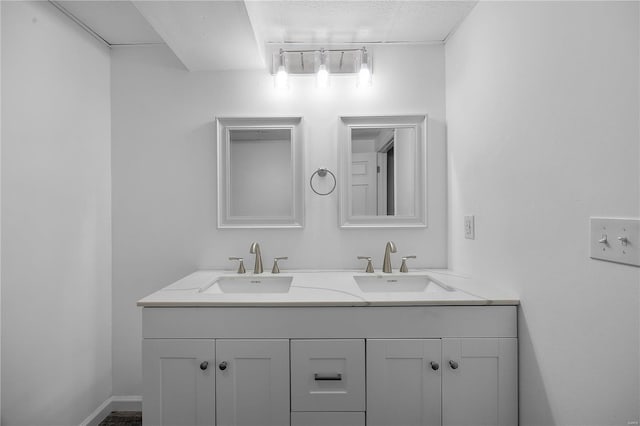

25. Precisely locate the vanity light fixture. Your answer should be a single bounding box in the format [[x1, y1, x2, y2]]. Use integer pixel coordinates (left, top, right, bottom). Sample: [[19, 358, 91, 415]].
[[272, 47, 372, 89], [275, 49, 289, 90]]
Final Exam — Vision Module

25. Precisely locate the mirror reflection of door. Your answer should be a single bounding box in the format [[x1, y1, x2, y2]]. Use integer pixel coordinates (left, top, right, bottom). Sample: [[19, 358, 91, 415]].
[[340, 115, 425, 228], [351, 152, 377, 215], [377, 140, 394, 216], [351, 128, 397, 216], [393, 127, 416, 216]]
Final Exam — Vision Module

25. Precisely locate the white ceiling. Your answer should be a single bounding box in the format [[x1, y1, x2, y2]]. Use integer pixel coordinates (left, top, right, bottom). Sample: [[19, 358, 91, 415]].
[[56, 1, 163, 45], [53, 0, 477, 71], [245, 1, 477, 45], [133, 1, 264, 71]]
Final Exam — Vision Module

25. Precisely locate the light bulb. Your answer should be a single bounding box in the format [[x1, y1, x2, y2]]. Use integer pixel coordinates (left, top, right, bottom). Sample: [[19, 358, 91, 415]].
[[358, 63, 371, 87], [358, 47, 372, 87], [274, 49, 289, 90], [316, 63, 329, 88], [275, 64, 288, 89]]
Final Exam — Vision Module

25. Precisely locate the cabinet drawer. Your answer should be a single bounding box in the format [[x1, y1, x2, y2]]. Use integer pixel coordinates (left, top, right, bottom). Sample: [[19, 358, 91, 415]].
[[291, 339, 365, 412], [291, 412, 365, 426]]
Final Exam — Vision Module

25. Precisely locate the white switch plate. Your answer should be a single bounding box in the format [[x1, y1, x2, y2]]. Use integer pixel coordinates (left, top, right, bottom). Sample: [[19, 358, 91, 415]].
[[590, 217, 640, 267], [464, 215, 475, 239]]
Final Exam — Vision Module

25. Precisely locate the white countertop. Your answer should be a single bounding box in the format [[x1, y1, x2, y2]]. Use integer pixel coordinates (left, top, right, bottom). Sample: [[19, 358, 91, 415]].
[[137, 269, 520, 307]]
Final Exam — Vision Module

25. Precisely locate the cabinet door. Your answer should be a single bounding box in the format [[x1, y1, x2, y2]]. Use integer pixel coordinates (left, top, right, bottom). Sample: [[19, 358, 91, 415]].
[[216, 339, 290, 426], [367, 339, 442, 426], [142, 339, 215, 426], [442, 338, 518, 426]]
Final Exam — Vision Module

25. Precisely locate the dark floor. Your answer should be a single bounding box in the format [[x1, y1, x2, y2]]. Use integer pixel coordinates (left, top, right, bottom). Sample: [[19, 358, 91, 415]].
[[99, 411, 142, 426]]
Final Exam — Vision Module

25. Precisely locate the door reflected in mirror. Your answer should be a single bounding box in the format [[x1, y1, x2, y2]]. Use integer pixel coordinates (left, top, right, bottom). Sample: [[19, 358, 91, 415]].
[[351, 127, 416, 217], [339, 115, 427, 228]]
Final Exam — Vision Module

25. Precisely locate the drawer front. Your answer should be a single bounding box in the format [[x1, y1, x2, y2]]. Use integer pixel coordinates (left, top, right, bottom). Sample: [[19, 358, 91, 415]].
[[291, 412, 365, 426], [291, 339, 365, 412]]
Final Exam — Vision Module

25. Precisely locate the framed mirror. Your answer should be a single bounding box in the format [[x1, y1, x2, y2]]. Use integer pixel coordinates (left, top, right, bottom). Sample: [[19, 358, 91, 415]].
[[216, 117, 304, 228], [339, 115, 427, 228]]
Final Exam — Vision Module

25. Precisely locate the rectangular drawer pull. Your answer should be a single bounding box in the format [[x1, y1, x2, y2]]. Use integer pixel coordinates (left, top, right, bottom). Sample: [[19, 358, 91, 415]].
[[314, 373, 342, 381]]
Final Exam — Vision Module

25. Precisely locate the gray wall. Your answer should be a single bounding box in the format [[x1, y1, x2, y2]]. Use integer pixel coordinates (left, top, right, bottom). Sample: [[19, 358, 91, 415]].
[[111, 43, 448, 395], [1, 2, 112, 425], [446, 2, 640, 425]]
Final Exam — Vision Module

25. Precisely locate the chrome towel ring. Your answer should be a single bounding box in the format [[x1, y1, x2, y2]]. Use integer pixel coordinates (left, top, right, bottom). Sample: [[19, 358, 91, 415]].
[[310, 168, 337, 196]]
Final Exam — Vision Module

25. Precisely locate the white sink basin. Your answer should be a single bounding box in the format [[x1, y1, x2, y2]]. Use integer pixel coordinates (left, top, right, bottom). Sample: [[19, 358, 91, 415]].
[[354, 274, 454, 293], [203, 276, 293, 294]]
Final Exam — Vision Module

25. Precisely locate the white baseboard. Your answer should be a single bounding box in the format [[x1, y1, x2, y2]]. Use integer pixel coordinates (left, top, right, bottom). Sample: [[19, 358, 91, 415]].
[[111, 395, 143, 412], [79, 395, 142, 426], [79, 398, 112, 426]]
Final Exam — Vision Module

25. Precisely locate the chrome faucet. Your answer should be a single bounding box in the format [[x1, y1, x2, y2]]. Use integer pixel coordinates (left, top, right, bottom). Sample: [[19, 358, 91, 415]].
[[382, 241, 397, 273], [249, 242, 263, 274]]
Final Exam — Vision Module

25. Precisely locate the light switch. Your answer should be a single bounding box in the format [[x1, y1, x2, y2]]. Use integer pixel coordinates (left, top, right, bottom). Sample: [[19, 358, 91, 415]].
[[464, 215, 475, 240], [590, 217, 640, 267]]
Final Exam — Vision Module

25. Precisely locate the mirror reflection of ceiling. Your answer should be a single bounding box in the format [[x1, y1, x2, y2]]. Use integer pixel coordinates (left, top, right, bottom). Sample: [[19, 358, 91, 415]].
[[52, 1, 477, 71], [353, 128, 393, 141], [230, 129, 291, 142], [351, 127, 395, 152], [352, 128, 395, 153]]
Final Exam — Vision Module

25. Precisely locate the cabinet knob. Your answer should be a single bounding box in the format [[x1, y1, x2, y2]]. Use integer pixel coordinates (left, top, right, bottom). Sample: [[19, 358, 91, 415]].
[[200, 361, 209, 370], [449, 360, 459, 370], [430, 361, 439, 371], [218, 361, 228, 371]]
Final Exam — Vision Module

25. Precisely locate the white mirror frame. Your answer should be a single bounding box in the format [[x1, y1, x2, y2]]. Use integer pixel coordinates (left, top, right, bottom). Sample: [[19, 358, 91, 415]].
[[338, 115, 427, 228], [216, 116, 304, 229]]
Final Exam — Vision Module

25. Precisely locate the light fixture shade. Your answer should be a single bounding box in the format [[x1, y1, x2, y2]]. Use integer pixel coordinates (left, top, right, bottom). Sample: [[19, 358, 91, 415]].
[[358, 47, 372, 87], [275, 49, 289, 89], [316, 64, 329, 88], [275, 64, 289, 89], [271, 47, 371, 89], [316, 50, 329, 88]]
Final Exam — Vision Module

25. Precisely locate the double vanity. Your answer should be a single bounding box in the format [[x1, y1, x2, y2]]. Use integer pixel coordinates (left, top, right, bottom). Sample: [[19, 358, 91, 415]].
[[138, 268, 519, 426], [140, 113, 517, 425]]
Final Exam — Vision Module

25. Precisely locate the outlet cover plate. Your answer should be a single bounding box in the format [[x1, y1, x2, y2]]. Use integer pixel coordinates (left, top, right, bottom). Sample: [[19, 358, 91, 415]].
[[590, 217, 640, 267]]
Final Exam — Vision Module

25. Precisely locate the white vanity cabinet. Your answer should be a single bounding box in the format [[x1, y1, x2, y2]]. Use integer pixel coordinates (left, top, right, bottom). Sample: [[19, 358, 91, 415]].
[[142, 339, 216, 426], [442, 338, 518, 426], [366, 339, 442, 426], [366, 338, 518, 426], [216, 340, 290, 426], [142, 339, 290, 426], [141, 305, 518, 426]]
